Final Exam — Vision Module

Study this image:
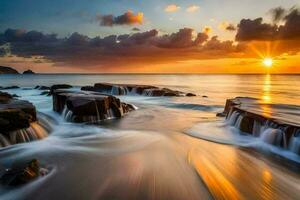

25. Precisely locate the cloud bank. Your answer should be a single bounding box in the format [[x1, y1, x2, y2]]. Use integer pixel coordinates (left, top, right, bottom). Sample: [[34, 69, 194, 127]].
[[0, 7, 300, 70]]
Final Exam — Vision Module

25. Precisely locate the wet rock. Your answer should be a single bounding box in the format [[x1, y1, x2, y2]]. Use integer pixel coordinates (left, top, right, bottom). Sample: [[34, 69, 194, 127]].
[[40, 91, 51, 96], [1, 86, 20, 90], [0, 92, 49, 146], [23, 70, 35, 74], [0, 100, 36, 133], [0, 91, 13, 102], [50, 84, 72, 94], [186, 93, 197, 97], [81, 83, 192, 97], [216, 112, 226, 117], [35, 86, 50, 90], [0, 159, 47, 186], [202, 95, 208, 98], [53, 90, 135, 123], [221, 97, 300, 151]]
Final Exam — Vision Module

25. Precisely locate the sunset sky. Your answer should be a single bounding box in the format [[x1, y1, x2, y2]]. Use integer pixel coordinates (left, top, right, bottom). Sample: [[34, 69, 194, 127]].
[[0, 0, 300, 73]]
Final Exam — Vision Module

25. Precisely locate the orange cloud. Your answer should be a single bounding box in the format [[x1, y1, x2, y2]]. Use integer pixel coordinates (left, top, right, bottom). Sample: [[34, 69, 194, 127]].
[[186, 5, 200, 13], [165, 4, 180, 13], [97, 11, 143, 26], [203, 26, 212, 34]]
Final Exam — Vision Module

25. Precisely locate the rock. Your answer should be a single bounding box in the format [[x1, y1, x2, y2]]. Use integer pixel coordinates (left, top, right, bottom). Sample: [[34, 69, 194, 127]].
[[221, 97, 300, 151], [1, 86, 20, 90], [0, 159, 47, 186], [22, 70, 35, 74], [186, 93, 197, 97], [50, 84, 72, 94], [40, 91, 50, 96], [0, 91, 13, 102], [53, 90, 135, 123], [0, 66, 19, 74], [81, 83, 191, 97], [35, 86, 50, 90], [202, 95, 208, 98], [0, 92, 50, 146], [216, 112, 226, 117], [0, 99, 37, 133]]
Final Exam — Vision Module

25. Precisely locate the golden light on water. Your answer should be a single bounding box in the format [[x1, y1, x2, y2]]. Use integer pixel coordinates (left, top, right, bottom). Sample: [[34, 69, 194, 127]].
[[263, 58, 273, 68]]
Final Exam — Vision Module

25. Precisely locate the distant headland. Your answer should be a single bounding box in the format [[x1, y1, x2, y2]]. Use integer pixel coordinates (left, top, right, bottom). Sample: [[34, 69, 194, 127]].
[[0, 66, 35, 74]]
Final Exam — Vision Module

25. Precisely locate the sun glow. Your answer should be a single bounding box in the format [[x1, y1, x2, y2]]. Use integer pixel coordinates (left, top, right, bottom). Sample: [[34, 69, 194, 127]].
[[263, 58, 273, 67]]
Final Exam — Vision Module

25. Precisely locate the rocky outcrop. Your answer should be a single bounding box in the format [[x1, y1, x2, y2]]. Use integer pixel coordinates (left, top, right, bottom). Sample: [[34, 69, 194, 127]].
[[0, 86, 20, 90], [23, 69, 35, 74], [35, 85, 50, 90], [0, 159, 48, 186], [219, 97, 300, 154], [50, 84, 72, 94], [53, 90, 135, 123], [81, 83, 196, 97], [0, 92, 48, 147], [0, 66, 19, 74]]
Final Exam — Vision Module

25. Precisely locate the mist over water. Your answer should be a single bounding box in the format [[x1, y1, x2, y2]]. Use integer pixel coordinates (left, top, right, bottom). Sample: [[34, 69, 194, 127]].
[[0, 74, 300, 199]]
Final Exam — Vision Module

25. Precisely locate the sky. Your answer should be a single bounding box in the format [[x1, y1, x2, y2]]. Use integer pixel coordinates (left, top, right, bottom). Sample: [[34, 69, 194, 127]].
[[0, 0, 300, 73]]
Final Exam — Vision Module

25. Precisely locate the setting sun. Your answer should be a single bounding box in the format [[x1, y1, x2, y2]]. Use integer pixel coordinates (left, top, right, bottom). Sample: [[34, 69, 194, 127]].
[[263, 58, 273, 67]]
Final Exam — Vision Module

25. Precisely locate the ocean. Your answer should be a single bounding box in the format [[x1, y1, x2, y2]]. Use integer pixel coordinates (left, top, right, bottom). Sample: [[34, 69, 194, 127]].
[[0, 74, 300, 199]]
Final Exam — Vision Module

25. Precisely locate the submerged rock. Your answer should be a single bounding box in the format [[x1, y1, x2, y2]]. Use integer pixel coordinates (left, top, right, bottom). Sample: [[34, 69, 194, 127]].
[[53, 90, 135, 123], [81, 83, 196, 97], [0, 159, 48, 186], [220, 97, 300, 154]]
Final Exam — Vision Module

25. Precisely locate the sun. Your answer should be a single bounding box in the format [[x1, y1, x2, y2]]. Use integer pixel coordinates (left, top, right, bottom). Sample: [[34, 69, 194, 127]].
[[263, 58, 273, 67]]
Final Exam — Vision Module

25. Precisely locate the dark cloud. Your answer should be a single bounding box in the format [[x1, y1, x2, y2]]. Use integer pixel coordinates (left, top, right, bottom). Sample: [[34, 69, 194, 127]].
[[0, 28, 241, 67], [235, 18, 277, 41], [278, 8, 300, 39], [155, 28, 208, 48], [96, 11, 143, 26], [236, 7, 300, 41], [269, 7, 286, 23], [225, 24, 236, 31]]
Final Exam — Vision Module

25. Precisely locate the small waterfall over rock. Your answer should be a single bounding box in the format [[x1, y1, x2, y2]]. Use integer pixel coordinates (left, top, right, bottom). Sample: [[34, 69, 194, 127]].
[[252, 120, 262, 137], [289, 130, 300, 154], [0, 134, 11, 147], [260, 128, 286, 147], [225, 105, 300, 155], [62, 106, 74, 122], [3, 122, 49, 145]]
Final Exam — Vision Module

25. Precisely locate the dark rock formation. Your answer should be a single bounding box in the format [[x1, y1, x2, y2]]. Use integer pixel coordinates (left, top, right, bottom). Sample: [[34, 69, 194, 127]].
[[186, 93, 197, 97], [53, 90, 135, 123], [40, 91, 51, 96], [1, 86, 20, 90], [220, 97, 300, 154], [0, 159, 48, 186], [23, 70, 35, 74], [0, 92, 48, 147], [35, 86, 50, 90], [81, 83, 196, 97], [0, 66, 19, 74], [50, 84, 72, 94]]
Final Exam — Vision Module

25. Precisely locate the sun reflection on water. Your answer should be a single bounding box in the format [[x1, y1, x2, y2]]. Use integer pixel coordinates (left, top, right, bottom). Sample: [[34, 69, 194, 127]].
[[261, 74, 273, 117], [262, 74, 271, 104]]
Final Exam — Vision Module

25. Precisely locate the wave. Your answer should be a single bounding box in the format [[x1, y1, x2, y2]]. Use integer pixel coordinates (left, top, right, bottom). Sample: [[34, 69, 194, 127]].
[[185, 121, 300, 163]]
